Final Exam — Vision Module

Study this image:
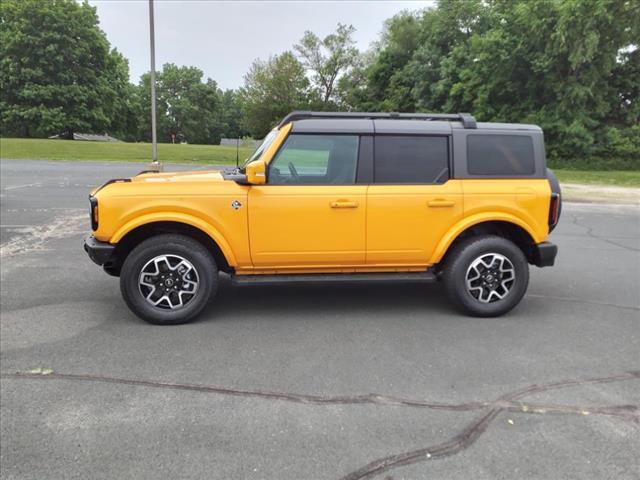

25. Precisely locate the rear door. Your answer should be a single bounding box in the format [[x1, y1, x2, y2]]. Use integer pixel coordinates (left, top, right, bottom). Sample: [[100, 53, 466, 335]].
[[366, 126, 463, 265]]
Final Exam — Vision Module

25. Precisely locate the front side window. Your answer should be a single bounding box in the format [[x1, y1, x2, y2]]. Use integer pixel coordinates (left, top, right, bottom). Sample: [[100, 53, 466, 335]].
[[268, 134, 359, 185], [374, 135, 449, 184], [467, 134, 535, 176]]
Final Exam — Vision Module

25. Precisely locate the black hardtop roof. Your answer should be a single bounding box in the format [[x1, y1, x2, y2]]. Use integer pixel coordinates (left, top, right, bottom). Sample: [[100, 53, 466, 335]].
[[279, 110, 478, 129]]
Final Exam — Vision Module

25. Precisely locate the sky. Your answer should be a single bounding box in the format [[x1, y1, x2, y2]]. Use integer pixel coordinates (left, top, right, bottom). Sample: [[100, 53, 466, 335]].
[[89, 0, 435, 90]]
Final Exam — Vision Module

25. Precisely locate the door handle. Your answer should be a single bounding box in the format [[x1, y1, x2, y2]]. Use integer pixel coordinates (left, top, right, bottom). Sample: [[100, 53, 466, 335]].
[[330, 201, 359, 208], [428, 200, 455, 208]]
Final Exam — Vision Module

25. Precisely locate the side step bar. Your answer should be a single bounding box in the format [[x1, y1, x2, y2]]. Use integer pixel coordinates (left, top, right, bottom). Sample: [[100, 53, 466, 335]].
[[231, 271, 437, 286]]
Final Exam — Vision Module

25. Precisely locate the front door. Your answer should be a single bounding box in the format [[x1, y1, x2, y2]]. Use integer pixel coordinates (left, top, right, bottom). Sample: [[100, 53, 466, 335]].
[[248, 133, 366, 268]]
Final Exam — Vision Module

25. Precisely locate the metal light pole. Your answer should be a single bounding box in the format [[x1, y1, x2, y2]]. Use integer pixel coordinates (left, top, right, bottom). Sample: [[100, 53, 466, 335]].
[[148, 0, 161, 171]]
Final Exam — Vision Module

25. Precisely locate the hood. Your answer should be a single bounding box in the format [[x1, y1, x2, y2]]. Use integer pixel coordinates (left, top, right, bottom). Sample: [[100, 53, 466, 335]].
[[132, 169, 225, 184], [90, 168, 234, 197]]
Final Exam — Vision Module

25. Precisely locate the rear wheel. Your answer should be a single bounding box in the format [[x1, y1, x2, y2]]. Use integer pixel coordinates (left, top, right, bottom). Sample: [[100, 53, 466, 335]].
[[442, 235, 529, 317], [120, 234, 217, 325]]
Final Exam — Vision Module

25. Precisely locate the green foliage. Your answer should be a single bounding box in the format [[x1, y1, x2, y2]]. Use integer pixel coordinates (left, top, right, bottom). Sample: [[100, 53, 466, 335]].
[[0, 0, 242, 144], [294, 23, 358, 107], [240, 52, 311, 138], [0, 0, 131, 138], [218, 89, 246, 139], [2, 0, 636, 172], [136, 64, 223, 144], [343, 0, 640, 168], [108, 53, 139, 141]]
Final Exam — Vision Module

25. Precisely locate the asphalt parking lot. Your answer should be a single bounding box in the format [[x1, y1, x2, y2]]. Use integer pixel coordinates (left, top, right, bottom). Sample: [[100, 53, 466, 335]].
[[1, 159, 639, 480]]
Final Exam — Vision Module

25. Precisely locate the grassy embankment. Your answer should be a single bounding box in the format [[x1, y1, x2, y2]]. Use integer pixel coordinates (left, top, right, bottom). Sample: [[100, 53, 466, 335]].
[[0, 137, 253, 165], [1, 138, 638, 187], [552, 170, 639, 187]]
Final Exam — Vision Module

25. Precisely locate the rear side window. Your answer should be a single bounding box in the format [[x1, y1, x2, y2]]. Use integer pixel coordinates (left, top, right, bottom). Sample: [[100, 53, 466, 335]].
[[467, 135, 535, 176], [374, 136, 449, 184]]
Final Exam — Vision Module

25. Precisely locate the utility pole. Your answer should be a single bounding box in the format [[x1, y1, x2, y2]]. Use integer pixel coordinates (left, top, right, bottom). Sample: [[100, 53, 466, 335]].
[[148, 0, 161, 171]]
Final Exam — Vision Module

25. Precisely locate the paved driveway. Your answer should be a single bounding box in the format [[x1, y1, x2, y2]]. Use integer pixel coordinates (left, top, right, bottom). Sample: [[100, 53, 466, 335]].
[[1, 160, 639, 479]]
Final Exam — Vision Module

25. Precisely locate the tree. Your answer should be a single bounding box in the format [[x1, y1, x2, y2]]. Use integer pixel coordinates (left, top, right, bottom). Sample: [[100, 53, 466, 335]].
[[336, 50, 376, 111], [367, 12, 424, 111], [107, 50, 139, 141], [439, 0, 640, 160], [342, 0, 639, 167], [0, 0, 133, 138], [340, 1, 491, 113], [136, 64, 222, 144], [294, 23, 358, 107], [240, 52, 311, 138], [218, 89, 246, 139]]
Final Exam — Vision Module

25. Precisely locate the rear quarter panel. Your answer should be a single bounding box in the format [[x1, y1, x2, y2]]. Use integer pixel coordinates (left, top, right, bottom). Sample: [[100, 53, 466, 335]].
[[428, 179, 551, 265], [461, 179, 551, 241]]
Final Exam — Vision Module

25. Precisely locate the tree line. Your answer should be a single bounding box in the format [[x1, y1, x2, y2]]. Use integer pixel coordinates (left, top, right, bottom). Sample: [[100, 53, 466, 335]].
[[1, 0, 638, 168]]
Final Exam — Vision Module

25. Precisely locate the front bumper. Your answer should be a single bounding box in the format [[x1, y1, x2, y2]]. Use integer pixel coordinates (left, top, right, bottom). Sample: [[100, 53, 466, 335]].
[[84, 235, 115, 266], [532, 241, 558, 267]]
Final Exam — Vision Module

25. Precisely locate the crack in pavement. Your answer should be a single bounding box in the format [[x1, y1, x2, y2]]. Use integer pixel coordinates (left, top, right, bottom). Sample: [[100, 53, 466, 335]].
[[570, 213, 640, 252], [1, 370, 638, 479], [340, 371, 640, 480]]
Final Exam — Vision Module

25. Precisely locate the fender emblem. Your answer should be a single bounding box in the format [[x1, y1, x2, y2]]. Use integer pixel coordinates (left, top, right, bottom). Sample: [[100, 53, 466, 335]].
[[231, 200, 242, 210]]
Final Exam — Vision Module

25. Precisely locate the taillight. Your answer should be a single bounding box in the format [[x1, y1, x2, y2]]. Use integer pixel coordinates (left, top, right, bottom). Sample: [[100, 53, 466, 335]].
[[549, 193, 560, 228], [89, 197, 98, 230]]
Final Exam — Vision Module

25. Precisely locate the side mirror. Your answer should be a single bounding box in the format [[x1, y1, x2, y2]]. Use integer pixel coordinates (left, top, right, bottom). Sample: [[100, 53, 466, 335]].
[[245, 160, 266, 185]]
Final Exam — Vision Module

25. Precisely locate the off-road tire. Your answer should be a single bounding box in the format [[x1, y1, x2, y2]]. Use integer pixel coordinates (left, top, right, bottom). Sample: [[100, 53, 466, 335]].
[[442, 235, 529, 317], [120, 234, 217, 325]]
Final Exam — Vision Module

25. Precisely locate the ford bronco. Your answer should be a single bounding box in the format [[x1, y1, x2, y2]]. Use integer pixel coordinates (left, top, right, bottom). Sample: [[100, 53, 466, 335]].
[[84, 111, 560, 324]]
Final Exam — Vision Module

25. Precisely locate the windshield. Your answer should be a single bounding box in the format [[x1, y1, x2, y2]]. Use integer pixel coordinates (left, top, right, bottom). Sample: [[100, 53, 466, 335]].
[[243, 128, 278, 168]]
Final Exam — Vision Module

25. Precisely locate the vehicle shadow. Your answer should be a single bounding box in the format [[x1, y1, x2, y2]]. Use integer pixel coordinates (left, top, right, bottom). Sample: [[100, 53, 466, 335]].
[[207, 274, 453, 320]]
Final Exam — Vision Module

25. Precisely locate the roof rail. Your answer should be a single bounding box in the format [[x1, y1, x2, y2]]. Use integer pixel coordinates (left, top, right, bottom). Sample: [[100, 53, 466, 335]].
[[278, 111, 477, 129]]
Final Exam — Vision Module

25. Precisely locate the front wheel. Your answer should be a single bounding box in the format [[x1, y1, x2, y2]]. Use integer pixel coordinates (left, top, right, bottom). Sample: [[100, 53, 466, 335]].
[[442, 235, 529, 317], [120, 234, 218, 325]]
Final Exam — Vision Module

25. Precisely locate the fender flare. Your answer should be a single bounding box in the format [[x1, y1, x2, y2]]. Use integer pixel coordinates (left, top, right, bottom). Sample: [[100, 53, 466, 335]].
[[111, 212, 237, 266], [430, 213, 540, 264]]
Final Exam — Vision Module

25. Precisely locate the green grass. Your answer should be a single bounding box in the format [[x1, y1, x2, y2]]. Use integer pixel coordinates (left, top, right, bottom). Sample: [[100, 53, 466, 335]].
[[554, 169, 640, 187], [0, 137, 254, 165]]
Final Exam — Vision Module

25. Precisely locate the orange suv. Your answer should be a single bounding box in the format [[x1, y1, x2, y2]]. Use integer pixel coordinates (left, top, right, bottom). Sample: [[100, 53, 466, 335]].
[[84, 111, 560, 324]]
